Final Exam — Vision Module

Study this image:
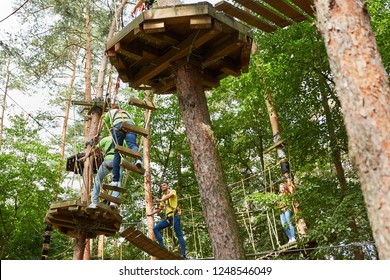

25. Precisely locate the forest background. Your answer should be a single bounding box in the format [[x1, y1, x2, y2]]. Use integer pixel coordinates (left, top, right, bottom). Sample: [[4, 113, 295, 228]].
[[0, 0, 389, 260]]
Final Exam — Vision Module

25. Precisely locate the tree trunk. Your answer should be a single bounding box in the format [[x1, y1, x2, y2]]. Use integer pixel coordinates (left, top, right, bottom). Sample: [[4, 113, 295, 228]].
[[176, 63, 246, 259], [0, 59, 10, 152], [98, 235, 104, 259], [74, 0, 93, 260], [60, 47, 80, 159], [143, 91, 156, 259], [95, 0, 128, 99], [315, 0, 390, 259]]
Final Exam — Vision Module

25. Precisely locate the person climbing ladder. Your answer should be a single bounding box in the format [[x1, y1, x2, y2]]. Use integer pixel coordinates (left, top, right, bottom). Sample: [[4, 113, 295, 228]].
[[104, 104, 143, 187]]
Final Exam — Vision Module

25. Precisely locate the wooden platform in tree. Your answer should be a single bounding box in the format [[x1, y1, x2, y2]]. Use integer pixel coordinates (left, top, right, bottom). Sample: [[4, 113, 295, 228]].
[[215, 0, 314, 32], [44, 199, 122, 239], [121, 226, 183, 260], [106, 2, 253, 94]]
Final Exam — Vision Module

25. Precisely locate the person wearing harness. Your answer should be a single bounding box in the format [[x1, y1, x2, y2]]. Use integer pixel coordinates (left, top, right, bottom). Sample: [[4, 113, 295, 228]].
[[88, 135, 121, 209], [278, 183, 296, 244], [130, 0, 155, 17], [148, 181, 186, 258], [105, 105, 143, 187]]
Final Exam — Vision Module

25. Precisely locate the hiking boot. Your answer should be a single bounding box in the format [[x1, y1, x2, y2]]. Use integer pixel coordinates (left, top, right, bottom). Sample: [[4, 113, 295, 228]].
[[88, 203, 97, 209], [110, 202, 118, 210], [135, 159, 143, 168]]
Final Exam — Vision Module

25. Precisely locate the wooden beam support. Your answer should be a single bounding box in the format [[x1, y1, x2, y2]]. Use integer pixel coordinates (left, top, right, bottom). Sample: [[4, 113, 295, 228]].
[[234, 0, 292, 27], [131, 23, 223, 88], [115, 42, 143, 61], [143, 20, 165, 33], [290, 0, 315, 17], [190, 15, 212, 29], [202, 33, 246, 69], [215, 1, 277, 32], [262, 0, 309, 22]]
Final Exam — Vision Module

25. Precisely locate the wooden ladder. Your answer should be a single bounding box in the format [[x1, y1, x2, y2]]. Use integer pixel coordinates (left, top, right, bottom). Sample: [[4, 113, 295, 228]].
[[98, 97, 156, 212]]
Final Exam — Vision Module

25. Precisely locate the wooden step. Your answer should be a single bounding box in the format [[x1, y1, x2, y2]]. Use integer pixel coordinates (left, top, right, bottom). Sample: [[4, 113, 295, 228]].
[[128, 97, 156, 110], [263, 139, 286, 154], [115, 145, 142, 159], [102, 183, 126, 194], [120, 159, 145, 175], [120, 122, 149, 137], [99, 193, 122, 205]]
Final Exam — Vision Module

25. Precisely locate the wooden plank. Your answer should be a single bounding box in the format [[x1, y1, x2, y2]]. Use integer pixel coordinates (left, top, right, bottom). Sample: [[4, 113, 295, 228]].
[[71, 100, 105, 107], [290, 0, 315, 17], [128, 97, 156, 110], [143, 3, 211, 21], [261, 0, 308, 22], [203, 33, 246, 68], [115, 145, 142, 159], [120, 226, 138, 238], [121, 226, 183, 260], [234, 0, 292, 27], [50, 199, 79, 210], [120, 160, 145, 175], [106, 14, 145, 50], [120, 122, 149, 137], [263, 139, 286, 154], [102, 183, 126, 194], [152, 80, 176, 94], [143, 20, 165, 33], [215, 2, 277, 32], [68, 205, 79, 212], [98, 203, 122, 221], [190, 15, 212, 29], [115, 42, 143, 61], [99, 193, 122, 205], [131, 23, 223, 88]]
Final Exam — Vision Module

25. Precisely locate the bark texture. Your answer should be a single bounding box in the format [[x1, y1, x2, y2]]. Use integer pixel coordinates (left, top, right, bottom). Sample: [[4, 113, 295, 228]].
[[315, 0, 390, 259], [176, 64, 246, 259], [143, 91, 157, 259]]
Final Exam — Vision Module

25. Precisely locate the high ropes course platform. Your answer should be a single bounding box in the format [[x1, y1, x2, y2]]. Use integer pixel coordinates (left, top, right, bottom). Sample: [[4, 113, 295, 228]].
[[43, 0, 314, 260]]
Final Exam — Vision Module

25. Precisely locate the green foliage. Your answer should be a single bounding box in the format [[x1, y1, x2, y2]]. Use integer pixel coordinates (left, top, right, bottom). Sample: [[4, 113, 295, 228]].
[[0, 115, 65, 259], [2, 0, 388, 260]]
